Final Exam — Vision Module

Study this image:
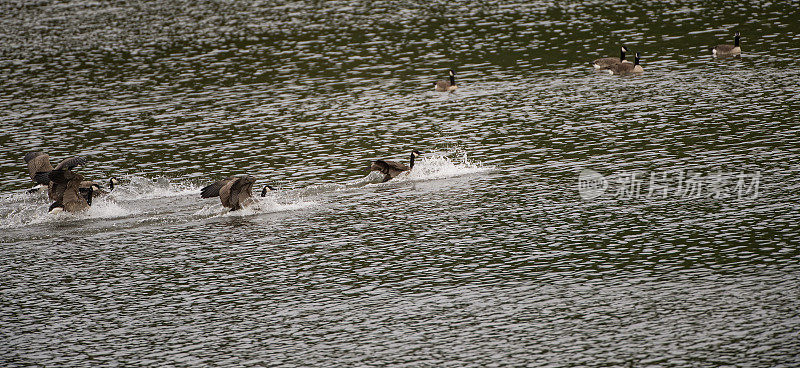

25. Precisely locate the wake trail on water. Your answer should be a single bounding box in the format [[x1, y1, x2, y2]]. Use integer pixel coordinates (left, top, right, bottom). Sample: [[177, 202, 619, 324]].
[[291, 151, 494, 196], [195, 197, 319, 218], [0, 175, 197, 229], [0, 153, 494, 228], [0, 197, 135, 230]]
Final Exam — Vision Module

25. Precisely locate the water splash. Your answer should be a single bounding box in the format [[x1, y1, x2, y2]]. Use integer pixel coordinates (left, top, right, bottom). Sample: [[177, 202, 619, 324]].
[[109, 175, 200, 201], [0, 197, 134, 229], [372, 152, 494, 184]]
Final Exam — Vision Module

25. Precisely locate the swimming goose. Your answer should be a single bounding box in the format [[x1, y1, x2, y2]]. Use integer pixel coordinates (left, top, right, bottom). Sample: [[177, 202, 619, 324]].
[[48, 163, 92, 213], [713, 32, 741, 56], [593, 46, 630, 69], [434, 70, 458, 92], [370, 151, 421, 182], [201, 175, 257, 211], [607, 52, 644, 75]]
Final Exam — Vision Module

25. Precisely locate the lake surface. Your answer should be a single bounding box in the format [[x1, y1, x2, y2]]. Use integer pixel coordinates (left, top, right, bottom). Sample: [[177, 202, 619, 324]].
[[1, 0, 799, 366]]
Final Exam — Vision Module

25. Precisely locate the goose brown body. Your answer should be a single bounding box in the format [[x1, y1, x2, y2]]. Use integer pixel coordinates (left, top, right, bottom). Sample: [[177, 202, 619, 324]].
[[370, 151, 421, 182], [607, 52, 644, 75], [713, 32, 741, 56], [593, 46, 630, 69], [201, 175, 256, 211]]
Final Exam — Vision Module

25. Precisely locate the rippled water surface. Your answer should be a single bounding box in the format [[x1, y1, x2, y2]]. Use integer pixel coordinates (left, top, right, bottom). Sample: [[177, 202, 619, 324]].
[[2, 0, 800, 366]]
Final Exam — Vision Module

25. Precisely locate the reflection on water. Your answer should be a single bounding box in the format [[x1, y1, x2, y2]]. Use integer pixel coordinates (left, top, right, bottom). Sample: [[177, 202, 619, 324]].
[[1, 0, 799, 366]]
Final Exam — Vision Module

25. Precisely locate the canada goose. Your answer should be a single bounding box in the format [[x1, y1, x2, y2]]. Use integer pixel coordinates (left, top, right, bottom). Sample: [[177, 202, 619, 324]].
[[48, 167, 92, 213], [607, 52, 644, 75], [713, 32, 741, 56], [23, 152, 88, 196], [260, 185, 275, 197], [593, 46, 630, 69], [370, 151, 421, 182], [201, 175, 257, 211], [434, 70, 457, 92]]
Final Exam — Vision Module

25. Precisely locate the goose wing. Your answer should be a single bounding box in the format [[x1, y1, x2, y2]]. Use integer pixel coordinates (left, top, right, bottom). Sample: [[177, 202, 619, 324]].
[[54, 156, 87, 171], [382, 160, 410, 172], [24, 151, 45, 164], [24, 152, 55, 183], [226, 176, 255, 210], [219, 177, 249, 209], [49, 169, 79, 185], [372, 160, 410, 182], [200, 177, 236, 198]]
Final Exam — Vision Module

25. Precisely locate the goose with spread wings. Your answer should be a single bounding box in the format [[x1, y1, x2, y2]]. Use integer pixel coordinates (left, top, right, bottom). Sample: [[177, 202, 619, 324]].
[[24, 152, 117, 198], [47, 157, 93, 213], [200, 175, 259, 211]]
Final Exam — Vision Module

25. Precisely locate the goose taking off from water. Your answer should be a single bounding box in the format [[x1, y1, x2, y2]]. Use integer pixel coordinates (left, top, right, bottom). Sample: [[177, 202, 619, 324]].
[[24, 152, 117, 197], [47, 158, 92, 213], [607, 52, 644, 75], [201, 175, 257, 211], [593, 46, 630, 69], [713, 32, 741, 56], [434, 70, 458, 92], [26, 155, 88, 202], [370, 151, 421, 182]]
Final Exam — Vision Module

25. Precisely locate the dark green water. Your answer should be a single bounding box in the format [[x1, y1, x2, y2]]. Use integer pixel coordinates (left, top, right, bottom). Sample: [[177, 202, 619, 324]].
[[2, 0, 799, 366]]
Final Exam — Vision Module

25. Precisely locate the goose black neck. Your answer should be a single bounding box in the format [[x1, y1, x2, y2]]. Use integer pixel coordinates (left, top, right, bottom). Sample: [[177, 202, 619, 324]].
[[634, 56, 640, 65], [449, 74, 455, 86], [410, 153, 416, 169], [620, 49, 626, 62], [734, 34, 740, 46], [86, 187, 93, 206], [109, 179, 114, 191]]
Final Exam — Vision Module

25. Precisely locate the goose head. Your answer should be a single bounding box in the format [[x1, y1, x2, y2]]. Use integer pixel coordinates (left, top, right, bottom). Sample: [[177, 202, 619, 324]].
[[410, 150, 422, 168], [261, 185, 275, 197]]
